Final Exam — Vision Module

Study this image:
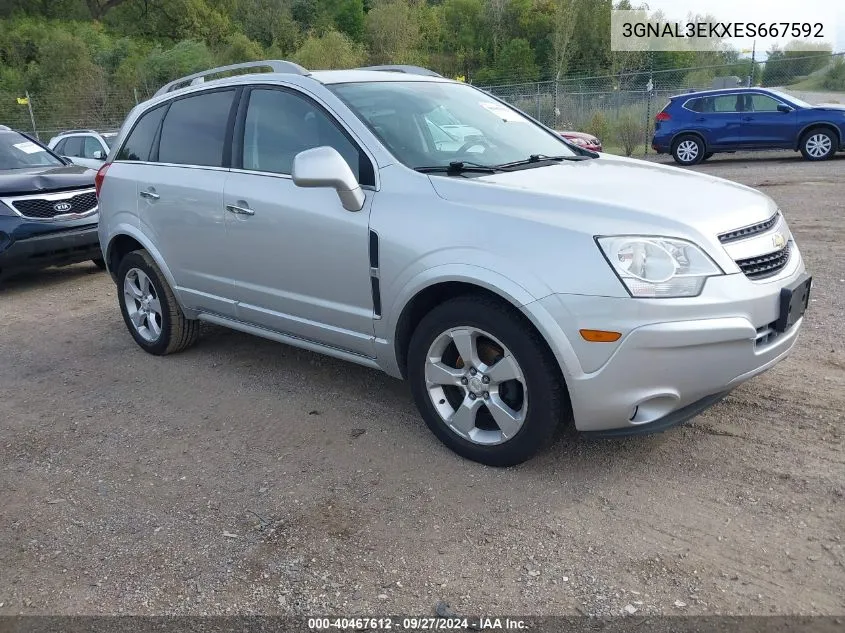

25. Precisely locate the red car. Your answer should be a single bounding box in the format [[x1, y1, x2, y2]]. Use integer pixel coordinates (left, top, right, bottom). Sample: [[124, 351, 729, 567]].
[[557, 130, 602, 152]]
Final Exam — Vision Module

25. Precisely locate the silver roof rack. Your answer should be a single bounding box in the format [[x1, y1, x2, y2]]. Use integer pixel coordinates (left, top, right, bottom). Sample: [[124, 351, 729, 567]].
[[357, 65, 442, 78], [154, 60, 309, 97]]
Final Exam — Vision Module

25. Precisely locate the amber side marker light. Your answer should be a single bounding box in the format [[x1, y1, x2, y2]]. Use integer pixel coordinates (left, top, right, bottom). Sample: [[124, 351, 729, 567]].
[[580, 329, 622, 343]]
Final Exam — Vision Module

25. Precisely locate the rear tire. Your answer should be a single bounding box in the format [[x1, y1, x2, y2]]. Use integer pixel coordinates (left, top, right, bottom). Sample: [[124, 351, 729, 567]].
[[116, 250, 199, 355], [407, 295, 568, 466], [799, 128, 836, 161], [702, 152, 714, 161], [672, 134, 705, 165]]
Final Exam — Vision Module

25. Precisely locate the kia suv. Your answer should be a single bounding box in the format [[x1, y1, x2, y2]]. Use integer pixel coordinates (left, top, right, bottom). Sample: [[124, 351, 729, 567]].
[[0, 127, 103, 280], [96, 61, 810, 466]]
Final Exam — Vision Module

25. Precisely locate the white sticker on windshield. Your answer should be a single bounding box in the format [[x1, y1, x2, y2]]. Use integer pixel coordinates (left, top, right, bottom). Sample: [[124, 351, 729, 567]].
[[479, 101, 527, 123], [13, 141, 42, 154]]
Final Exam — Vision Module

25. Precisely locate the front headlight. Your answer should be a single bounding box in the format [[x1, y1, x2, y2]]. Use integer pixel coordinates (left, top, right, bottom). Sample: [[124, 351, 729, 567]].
[[596, 236, 723, 298]]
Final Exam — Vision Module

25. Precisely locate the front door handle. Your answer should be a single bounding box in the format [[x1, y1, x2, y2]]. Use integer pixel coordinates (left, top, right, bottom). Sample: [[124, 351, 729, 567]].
[[742, 116, 753, 121], [139, 189, 159, 200], [226, 204, 254, 216]]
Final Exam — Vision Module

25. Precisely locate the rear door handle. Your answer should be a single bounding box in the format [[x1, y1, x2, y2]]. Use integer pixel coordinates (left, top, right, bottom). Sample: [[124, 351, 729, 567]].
[[226, 204, 254, 216], [139, 189, 159, 200], [695, 117, 706, 121], [742, 116, 753, 121]]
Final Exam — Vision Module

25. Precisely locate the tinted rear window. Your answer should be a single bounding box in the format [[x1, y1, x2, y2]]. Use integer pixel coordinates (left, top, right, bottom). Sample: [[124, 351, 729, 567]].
[[158, 90, 235, 167], [117, 105, 166, 162]]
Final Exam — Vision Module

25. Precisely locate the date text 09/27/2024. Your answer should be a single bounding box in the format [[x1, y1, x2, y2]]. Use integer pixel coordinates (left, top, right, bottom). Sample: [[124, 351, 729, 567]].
[[307, 617, 528, 630]]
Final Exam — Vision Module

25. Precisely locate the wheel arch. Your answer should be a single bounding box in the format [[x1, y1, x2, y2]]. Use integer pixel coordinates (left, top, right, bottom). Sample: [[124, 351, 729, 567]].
[[105, 227, 182, 307], [795, 123, 841, 151], [671, 130, 708, 152], [388, 273, 577, 396]]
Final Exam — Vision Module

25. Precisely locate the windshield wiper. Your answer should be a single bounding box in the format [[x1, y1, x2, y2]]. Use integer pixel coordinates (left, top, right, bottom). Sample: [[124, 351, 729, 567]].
[[415, 161, 500, 175], [495, 154, 592, 170]]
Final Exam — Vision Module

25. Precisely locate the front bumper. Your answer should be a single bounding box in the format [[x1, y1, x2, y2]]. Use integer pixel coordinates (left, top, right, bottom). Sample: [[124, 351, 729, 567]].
[[0, 221, 101, 277], [534, 255, 807, 433]]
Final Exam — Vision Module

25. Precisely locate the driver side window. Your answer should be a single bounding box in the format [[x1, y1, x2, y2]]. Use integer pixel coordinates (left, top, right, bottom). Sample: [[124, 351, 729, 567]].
[[242, 88, 371, 184]]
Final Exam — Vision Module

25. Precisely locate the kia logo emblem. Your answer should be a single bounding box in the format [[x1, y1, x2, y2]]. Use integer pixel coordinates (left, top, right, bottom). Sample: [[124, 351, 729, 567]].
[[53, 202, 72, 213]]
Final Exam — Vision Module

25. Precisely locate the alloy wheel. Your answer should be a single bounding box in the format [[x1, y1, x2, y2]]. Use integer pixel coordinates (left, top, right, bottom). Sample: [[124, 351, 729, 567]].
[[123, 267, 163, 343], [805, 133, 832, 159], [676, 139, 699, 163], [424, 327, 528, 445]]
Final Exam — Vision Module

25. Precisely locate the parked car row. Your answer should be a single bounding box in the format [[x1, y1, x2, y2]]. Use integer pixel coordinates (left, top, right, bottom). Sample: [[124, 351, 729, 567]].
[[91, 61, 809, 466]]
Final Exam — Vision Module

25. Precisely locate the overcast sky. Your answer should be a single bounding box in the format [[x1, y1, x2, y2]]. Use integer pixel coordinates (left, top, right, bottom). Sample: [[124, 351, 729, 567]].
[[640, 0, 844, 57]]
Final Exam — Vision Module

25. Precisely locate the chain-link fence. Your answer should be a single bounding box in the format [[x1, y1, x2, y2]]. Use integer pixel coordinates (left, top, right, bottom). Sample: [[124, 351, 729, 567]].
[[481, 51, 845, 156], [2, 52, 843, 152]]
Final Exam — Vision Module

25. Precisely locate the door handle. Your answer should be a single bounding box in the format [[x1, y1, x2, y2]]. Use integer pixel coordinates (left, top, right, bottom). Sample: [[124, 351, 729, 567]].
[[139, 189, 159, 200], [742, 116, 753, 121], [695, 117, 706, 121], [226, 204, 254, 216]]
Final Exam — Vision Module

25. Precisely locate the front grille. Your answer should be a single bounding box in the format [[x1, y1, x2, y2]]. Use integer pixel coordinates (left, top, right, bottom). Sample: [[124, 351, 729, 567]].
[[735, 242, 791, 280], [12, 191, 97, 219], [718, 213, 780, 244]]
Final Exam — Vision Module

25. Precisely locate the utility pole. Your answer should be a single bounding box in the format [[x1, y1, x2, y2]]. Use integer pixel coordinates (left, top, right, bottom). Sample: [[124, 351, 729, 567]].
[[748, 40, 757, 87], [25, 91, 38, 140]]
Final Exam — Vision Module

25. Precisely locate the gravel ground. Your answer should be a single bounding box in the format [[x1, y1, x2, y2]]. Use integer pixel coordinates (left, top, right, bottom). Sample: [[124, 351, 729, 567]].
[[1, 151, 843, 618]]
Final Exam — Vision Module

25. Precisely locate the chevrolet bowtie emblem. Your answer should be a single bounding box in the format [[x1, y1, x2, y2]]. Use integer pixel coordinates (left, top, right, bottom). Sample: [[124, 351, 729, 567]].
[[773, 233, 786, 249]]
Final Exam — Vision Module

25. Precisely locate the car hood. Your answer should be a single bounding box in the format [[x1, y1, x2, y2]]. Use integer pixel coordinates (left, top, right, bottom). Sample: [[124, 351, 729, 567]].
[[0, 164, 96, 196], [428, 154, 779, 241], [812, 103, 845, 111], [558, 131, 596, 141]]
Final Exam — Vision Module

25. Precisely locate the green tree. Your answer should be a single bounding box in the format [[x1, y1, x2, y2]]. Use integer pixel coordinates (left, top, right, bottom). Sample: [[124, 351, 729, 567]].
[[365, 1, 423, 64], [334, 0, 365, 42], [293, 29, 365, 69], [495, 37, 539, 82]]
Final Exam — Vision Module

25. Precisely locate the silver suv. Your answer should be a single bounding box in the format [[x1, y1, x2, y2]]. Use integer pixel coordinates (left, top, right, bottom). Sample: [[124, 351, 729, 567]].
[[97, 61, 811, 466]]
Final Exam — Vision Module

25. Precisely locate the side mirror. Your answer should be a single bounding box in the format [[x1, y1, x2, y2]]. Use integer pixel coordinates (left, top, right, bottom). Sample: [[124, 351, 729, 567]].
[[777, 104, 793, 113], [291, 146, 365, 212], [93, 149, 105, 160]]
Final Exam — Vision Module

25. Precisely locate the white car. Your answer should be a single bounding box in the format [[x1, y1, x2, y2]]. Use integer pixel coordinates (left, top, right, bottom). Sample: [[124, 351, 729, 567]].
[[48, 130, 118, 169]]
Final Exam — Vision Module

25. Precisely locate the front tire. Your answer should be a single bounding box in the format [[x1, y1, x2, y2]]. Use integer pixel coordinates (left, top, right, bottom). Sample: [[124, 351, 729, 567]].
[[92, 257, 107, 270], [800, 128, 836, 161], [672, 134, 705, 165], [116, 250, 199, 355], [407, 295, 569, 466]]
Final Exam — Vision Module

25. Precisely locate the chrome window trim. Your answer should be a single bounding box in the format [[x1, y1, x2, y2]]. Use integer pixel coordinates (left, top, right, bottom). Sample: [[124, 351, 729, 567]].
[[681, 92, 792, 114]]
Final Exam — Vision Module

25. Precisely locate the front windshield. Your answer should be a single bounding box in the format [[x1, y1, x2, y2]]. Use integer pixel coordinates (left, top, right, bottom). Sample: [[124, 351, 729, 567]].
[[0, 132, 63, 170], [768, 89, 812, 108], [330, 81, 576, 169]]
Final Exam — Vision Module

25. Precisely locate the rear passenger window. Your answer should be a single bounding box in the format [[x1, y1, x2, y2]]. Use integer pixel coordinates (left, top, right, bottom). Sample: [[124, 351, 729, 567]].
[[117, 105, 166, 162], [53, 139, 66, 155], [685, 98, 701, 112], [158, 90, 235, 167]]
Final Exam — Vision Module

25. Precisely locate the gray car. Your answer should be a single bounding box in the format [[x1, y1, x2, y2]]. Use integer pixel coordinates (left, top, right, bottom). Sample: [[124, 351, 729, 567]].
[[96, 61, 811, 466]]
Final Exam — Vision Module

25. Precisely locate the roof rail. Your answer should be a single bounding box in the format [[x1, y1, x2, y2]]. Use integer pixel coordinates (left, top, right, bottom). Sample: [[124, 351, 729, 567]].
[[357, 65, 442, 78], [57, 129, 98, 135], [154, 60, 309, 97]]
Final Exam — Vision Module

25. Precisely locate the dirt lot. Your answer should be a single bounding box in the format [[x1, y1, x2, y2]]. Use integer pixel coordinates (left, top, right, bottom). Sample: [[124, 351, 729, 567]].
[[1, 151, 843, 618]]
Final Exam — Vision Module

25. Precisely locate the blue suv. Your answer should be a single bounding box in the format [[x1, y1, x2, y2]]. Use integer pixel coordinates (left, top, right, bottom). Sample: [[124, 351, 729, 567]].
[[652, 87, 845, 165]]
